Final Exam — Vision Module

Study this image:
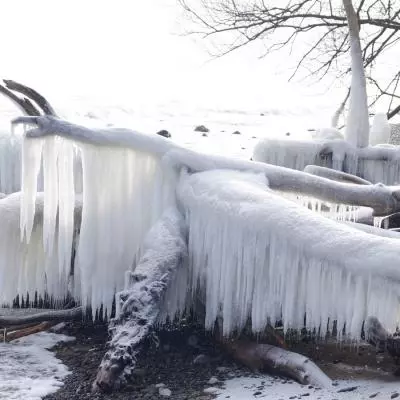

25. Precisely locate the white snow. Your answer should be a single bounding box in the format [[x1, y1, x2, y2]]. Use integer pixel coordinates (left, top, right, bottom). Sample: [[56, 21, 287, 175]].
[[216, 375, 400, 400], [0, 331, 74, 400], [311, 127, 344, 141]]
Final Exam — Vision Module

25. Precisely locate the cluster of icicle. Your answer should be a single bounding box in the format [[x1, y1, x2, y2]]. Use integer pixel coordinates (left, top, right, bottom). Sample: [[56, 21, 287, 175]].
[[281, 193, 360, 223], [19, 135, 176, 316], [162, 170, 400, 339], [253, 116, 400, 185]]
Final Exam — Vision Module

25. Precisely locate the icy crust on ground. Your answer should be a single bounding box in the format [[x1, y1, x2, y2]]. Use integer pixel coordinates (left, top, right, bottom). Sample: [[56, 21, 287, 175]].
[[175, 170, 400, 338], [0, 332, 74, 400], [21, 135, 177, 316], [216, 376, 400, 400]]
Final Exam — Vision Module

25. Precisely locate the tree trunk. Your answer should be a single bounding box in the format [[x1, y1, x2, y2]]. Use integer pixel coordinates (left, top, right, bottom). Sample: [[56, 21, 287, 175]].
[[343, 0, 370, 147], [0, 307, 82, 328], [93, 208, 187, 393]]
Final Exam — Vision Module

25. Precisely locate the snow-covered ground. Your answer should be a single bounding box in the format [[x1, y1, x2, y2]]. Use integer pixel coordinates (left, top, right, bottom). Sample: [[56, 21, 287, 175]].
[[216, 375, 400, 400], [0, 331, 74, 400]]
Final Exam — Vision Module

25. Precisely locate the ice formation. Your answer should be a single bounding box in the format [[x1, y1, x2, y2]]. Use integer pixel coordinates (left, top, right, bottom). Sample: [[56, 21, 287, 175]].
[[252, 136, 400, 185], [370, 113, 391, 146], [174, 169, 400, 338], [0, 192, 74, 306], [0, 130, 23, 194], [253, 138, 330, 171], [21, 134, 177, 316], [14, 116, 400, 339]]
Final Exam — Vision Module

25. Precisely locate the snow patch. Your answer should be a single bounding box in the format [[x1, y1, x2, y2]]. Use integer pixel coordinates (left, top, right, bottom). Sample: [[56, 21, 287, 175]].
[[0, 331, 74, 400]]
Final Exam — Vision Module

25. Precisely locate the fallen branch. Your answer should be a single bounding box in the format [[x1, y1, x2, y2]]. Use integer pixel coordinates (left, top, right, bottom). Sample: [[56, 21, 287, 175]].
[[93, 208, 187, 393], [12, 116, 400, 216], [304, 165, 372, 185], [4, 321, 55, 342], [4, 79, 57, 116], [223, 339, 332, 388], [0, 84, 40, 116], [0, 307, 82, 328]]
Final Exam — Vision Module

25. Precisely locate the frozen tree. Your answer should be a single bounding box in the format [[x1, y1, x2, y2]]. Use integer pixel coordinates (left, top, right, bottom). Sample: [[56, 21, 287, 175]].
[[342, 0, 369, 147], [179, 0, 400, 120]]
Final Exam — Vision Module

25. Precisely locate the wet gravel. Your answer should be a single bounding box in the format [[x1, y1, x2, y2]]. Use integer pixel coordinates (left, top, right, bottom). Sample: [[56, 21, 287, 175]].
[[44, 321, 240, 400]]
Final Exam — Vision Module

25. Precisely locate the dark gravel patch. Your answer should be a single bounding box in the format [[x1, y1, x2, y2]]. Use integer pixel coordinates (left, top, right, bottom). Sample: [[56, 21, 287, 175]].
[[44, 321, 240, 400]]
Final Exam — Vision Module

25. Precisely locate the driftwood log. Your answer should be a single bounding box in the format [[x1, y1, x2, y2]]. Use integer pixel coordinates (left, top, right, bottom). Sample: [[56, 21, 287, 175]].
[[93, 208, 187, 392], [223, 339, 332, 388], [0, 306, 83, 328], [365, 316, 400, 359], [3, 80, 58, 117], [304, 165, 372, 185]]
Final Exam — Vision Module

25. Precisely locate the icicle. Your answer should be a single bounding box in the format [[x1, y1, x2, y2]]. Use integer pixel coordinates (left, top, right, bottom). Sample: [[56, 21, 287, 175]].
[[176, 170, 400, 339], [21, 137, 43, 242], [42, 137, 59, 256], [57, 140, 76, 277]]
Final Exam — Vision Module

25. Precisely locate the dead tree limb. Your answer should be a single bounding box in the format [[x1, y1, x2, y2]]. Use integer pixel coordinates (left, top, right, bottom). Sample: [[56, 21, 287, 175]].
[[223, 340, 332, 388], [365, 316, 400, 358], [0, 307, 82, 328], [0, 84, 40, 116], [304, 165, 372, 185], [4, 79, 57, 116], [12, 116, 400, 216], [93, 208, 187, 393], [4, 321, 55, 342]]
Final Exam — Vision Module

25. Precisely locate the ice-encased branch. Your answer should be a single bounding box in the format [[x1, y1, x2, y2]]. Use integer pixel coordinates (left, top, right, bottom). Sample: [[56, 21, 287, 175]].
[[93, 207, 187, 392], [176, 170, 400, 337], [12, 116, 400, 216]]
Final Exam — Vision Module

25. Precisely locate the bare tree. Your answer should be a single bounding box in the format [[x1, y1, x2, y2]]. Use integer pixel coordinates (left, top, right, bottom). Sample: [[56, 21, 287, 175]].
[[179, 0, 400, 119]]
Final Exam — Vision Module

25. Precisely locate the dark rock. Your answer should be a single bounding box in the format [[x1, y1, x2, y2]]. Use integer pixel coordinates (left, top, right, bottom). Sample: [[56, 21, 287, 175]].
[[391, 393, 400, 399], [188, 335, 199, 348], [232, 130, 241, 135], [202, 133, 208, 137], [156, 130, 171, 138], [193, 354, 210, 365], [285, 132, 291, 136], [369, 393, 379, 398], [253, 391, 262, 396], [194, 125, 209, 133], [260, 113, 265, 116], [337, 386, 358, 393]]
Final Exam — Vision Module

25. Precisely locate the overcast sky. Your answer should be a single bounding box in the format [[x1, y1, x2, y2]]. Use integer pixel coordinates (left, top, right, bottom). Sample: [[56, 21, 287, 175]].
[[0, 0, 351, 111]]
